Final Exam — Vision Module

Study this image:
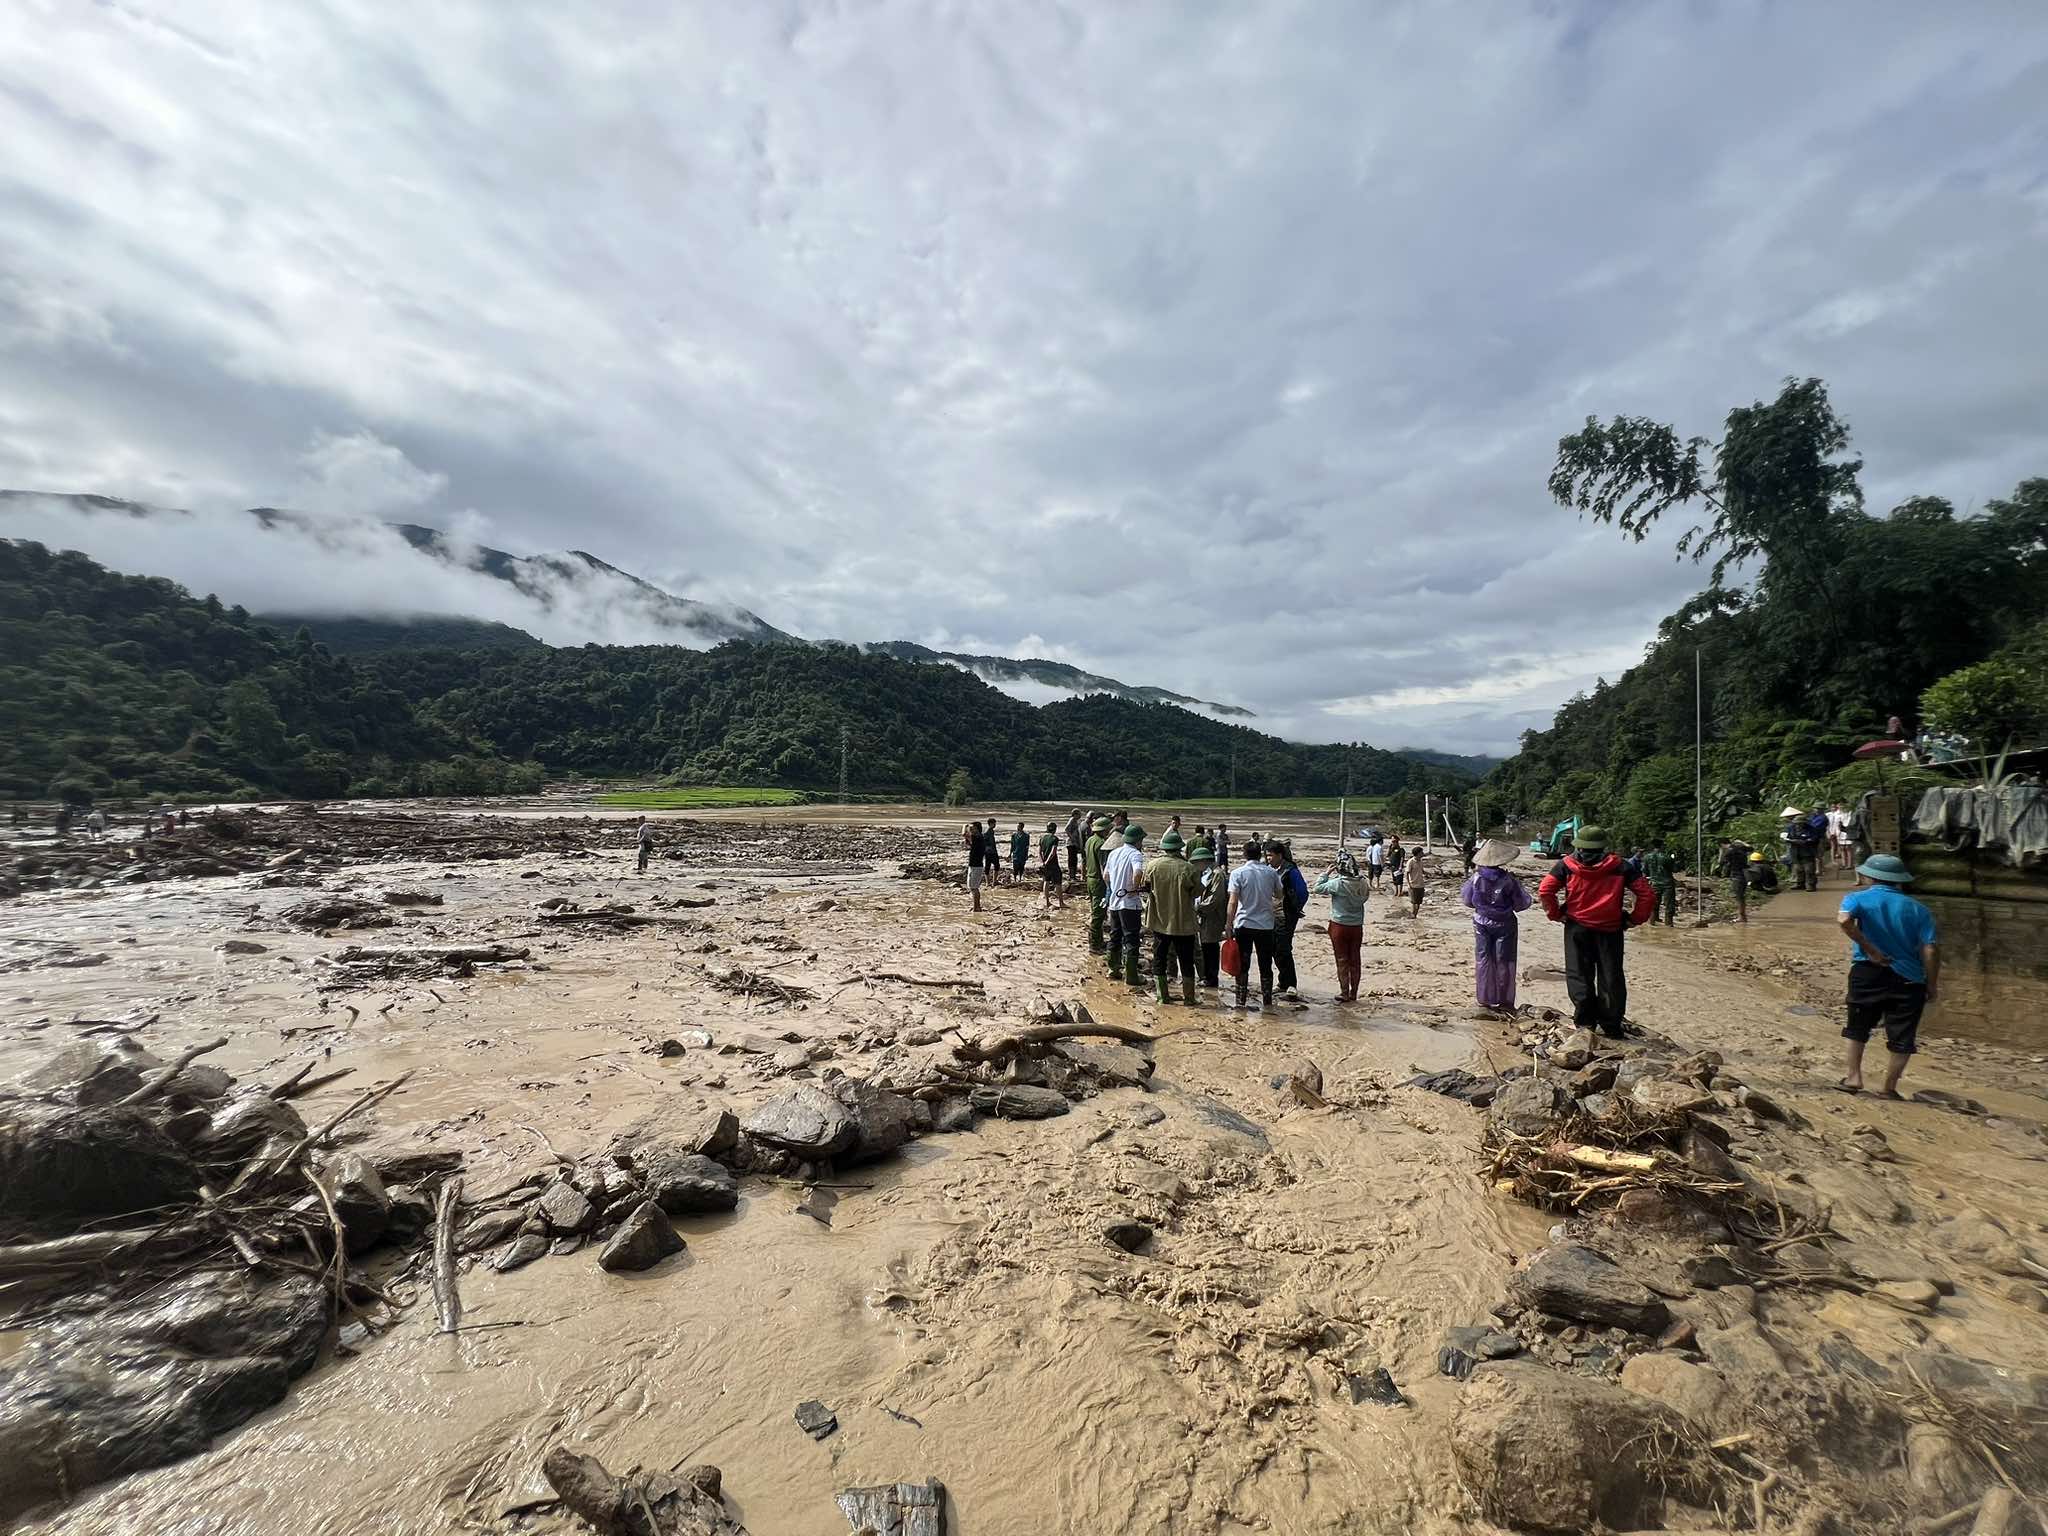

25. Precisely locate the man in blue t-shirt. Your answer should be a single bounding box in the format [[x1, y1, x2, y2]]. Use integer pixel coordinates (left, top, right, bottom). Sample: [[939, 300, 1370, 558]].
[[1834, 854, 1939, 1100]]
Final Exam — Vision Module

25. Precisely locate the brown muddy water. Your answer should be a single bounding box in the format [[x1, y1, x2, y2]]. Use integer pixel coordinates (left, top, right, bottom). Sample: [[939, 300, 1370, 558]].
[[5, 809, 2048, 1533]]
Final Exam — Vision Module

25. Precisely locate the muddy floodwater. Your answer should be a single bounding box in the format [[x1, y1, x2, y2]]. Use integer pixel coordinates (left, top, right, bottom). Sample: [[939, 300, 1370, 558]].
[[4, 805, 2047, 1534]]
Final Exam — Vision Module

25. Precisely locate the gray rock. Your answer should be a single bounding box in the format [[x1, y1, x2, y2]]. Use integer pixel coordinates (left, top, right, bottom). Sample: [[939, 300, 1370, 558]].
[[1901, 1349, 2048, 1415], [382, 1188, 436, 1247], [1444, 1325, 1523, 1361], [459, 1207, 527, 1253], [494, 1230, 548, 1272], [1104, 1217, 1152, 1252], [636, 1151, 738, 1216], [1123, 1102, 1166, 1128], [1056, 1041, 1155, 1087], [1629, 1078, 1713, 1115], [315, 1152, 391, 1254], [794, 1398, 839, 1440], [1619, 1352, 1729, 1429], [533, 1180, 596, 1236], [743, 1087, 861, 1157], [216, 939, 268, 955], [1610, 1056, 1660, 1097], [1553, 1029, 1597, 1070], [609, 1101, 739, 1162], [969, 1085, 1071, 1120], [931, 1098, 979, 1134], [193, 1091, 308, 1165], [598, 1201, 686, 1272], [1509, 1245, 1669, 1334], [1734, 1085, 1789, 1122], [1487, 1077, 1569, 1138], [1346, 1367, 1406, 1406], [835, 1478, 945, 1536], [1450, 1362, 1704, 1533], [771, 1045, 812, 1073], [829, 1078, 919, 1163], [1681, 1252, 1748, 1289], [0, 1100, 200, 1223]]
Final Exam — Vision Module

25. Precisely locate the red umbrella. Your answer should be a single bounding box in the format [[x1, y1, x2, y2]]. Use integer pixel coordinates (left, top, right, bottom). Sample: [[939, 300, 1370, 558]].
[[1853, 738, 1907, 790]]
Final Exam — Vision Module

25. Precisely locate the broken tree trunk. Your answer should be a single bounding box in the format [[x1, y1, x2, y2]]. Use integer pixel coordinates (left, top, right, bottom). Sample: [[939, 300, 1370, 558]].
[[432, 1177, 463, 1334], [116, 1036, 229, 1106]]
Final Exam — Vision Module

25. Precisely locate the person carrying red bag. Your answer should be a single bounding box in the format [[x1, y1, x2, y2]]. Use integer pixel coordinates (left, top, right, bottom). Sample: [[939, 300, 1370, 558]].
[[1537, 824, 1655, 1039]]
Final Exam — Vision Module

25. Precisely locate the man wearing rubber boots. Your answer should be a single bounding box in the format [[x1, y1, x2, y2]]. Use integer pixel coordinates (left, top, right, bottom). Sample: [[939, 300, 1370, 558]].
[[1139, 829, 1203, 1005], [1537, 824, 1655, 1038], [1083, 815, 1112, 957], [1104, 822, 1149, 989]]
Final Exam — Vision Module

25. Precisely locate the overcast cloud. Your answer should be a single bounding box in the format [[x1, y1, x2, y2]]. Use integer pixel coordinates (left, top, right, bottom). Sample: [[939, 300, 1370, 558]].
[[3, 1, 2045, 754]]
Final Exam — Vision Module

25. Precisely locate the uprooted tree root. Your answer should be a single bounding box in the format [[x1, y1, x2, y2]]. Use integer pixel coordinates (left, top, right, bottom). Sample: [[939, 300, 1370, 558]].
[[1480, 1098, 1820, 1247]]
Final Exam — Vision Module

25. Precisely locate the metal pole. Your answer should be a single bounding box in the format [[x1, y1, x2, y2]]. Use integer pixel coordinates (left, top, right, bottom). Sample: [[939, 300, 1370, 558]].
[[1337, 795, 1346, 848], [1424, 793, 1432, 851], [839, 726, 850, 808], [1695, 648, 1704, 921]]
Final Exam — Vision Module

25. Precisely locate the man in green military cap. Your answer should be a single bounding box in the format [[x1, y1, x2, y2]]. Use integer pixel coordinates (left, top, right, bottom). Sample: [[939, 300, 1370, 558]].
[[1103, 822, 1148, 988], [1140, 830, 1203, 1005], [1083, 815, 1112, 957]]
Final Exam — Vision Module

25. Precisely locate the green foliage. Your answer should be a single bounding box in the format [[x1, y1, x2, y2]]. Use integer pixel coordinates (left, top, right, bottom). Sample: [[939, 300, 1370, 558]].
[[943, 768, 974, 807], [260, 613, 545, 654], [0, 540, 537, 800], [1919, 655, 2048, 747], [1496, 381, 2047, 849], [1612, 753, 1694, 853]]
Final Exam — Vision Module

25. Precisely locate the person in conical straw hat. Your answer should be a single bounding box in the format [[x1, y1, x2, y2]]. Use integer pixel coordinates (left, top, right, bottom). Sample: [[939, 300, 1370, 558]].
[[1462, 841, 1532, 1012]]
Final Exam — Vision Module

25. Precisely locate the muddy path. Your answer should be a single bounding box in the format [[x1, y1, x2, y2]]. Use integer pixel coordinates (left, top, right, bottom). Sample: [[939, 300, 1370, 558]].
[[4, 813, 2046, 1533]]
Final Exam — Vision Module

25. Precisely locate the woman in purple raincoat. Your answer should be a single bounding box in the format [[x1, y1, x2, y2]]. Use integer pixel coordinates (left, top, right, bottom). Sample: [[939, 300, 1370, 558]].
[[1461, 840, 1532, 1012]]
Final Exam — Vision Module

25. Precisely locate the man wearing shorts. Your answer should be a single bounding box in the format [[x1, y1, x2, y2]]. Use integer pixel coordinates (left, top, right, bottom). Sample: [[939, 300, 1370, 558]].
[[1835, 854, 1938, 1100]]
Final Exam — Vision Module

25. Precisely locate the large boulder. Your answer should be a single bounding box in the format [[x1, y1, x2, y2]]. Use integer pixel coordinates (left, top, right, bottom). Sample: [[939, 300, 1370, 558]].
[[742, 1087, 859, 1158], [1451, 1362, 1707, 1533], [1509, 1245, 1669, 1334], [0, 1102, 199, 1223], [0, 1270, 328, 1522], [598, 1202, 686, 1273], [1487, 1077, 1569, 1139], [609, 1101, 740, 1162], [636, 1152, 737, 1216], [828, 1078, 919, 1163], [1620, 1353, 1730, 1430]]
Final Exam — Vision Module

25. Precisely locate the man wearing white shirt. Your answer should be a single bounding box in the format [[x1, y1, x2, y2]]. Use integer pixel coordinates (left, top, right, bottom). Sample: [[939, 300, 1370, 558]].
[[1224, 840, 1282, 1010], [1104, 823, 1149, 990]]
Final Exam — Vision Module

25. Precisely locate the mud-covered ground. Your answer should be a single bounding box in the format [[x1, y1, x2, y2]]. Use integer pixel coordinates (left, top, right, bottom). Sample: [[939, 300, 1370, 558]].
[[3, 806, 2045, 1534]]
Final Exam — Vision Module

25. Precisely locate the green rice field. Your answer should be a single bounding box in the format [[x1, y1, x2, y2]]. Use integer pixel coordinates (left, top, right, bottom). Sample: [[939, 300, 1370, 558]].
[[592, 787, 809, 810]]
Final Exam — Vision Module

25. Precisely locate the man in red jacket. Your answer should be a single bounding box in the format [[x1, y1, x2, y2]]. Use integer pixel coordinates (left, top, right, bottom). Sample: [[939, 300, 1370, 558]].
[[1537, 824, 1656, 1038]]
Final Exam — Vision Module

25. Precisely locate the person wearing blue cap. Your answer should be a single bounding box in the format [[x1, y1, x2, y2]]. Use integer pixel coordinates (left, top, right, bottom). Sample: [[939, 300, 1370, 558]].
[[1835, 854, 1939, 1100]]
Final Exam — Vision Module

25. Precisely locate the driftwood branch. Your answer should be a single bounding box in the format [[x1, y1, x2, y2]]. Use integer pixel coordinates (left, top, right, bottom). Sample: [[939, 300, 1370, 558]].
[[274, 1067, 354, 1101], [117, 1036, 229, 1106], [432, 1177, 464, 1335], [837, 971, 986, 992], [952, 1022, 1156, 1063]]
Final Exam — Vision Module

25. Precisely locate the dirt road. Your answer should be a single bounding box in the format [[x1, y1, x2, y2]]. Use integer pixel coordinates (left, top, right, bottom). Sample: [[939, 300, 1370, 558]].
[[3, 811, 2044, 1533]]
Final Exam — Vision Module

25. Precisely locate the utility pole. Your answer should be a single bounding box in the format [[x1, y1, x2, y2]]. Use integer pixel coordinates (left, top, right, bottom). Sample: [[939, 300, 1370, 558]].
[[1230, 745, 1238, 800], [1694, 649, 1704, 921], [838, 726, 850, 808]]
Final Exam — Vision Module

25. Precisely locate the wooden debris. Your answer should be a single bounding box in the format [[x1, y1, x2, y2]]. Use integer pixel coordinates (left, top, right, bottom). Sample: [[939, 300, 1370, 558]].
[[116, 1036, 229, 1106], [432, 1177, 463, 1335]]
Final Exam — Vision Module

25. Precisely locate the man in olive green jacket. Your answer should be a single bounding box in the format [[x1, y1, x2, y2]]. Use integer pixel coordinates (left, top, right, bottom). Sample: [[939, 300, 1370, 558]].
[[1140, 830, 1203, 1005], [1083, 815, 1112, 957]]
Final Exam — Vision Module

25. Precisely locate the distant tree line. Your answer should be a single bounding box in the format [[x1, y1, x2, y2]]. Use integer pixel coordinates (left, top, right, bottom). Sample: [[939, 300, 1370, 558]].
[[1485, 379, 2048, 854], [1, 540, 1474, 805]]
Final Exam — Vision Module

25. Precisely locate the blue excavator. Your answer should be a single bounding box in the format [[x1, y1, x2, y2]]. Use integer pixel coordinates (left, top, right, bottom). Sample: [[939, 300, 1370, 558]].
[[1528, 816, 1580, 859]]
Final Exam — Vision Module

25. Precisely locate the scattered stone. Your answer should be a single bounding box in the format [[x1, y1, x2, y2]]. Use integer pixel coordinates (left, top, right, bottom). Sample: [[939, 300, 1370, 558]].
[[795, 1398, 839, 1441], [495, 1231, 548, 1272], [1875, 1279, 1940, 1312], [460, 1208, 527, 1253], [1408, 1067, 1501, 1108], [1834, 1241, 1954, 1293], [1284, 1058, 1323, 1097], [1619, 1352, 1728, 1428], [1905, 1423, 1978, 1508], [656, 1038, 686, 1058], [1444, 1325, 1523, 1361], [1665, 1051, 1723, 1086], [931, 1099, 979, 1134], [744, 1087, 861, 1157], [1553, 1030, 1597, 1070], [830, 1078, 920, 1163], [216, 939, 268, 956], [836, 1478, 946, 1536], [1629, 1078, 1714, 1115], [0, 1100, 201, 1222], [1055, 1040, 1154, 1087], [599, 1201, 686, 1272], [795, 1186, 839, 1226], [542, 1445, 743, 1535], [314, 1152, 392, 1254], [1569, 1061, 1616, 1095], [533, 1180, 596, 1236], [380, 888, 442, 907], [1450, 1362, 1704, 1533], [1733, 1085, 1790, 1122], [1103, 1217, 1152, 1252], [1656, 1318, 1696, 1351], [1345, 1367, 1406, 1407], [1488, 1077, 1569, 1138], [771, 1045, 812, 1073], [1122, 1102, 1166, 1129], [1510, 1245, 1669, 1334], [1680, 1252, 1747, 1290], [637, 1151, 738, 1216]]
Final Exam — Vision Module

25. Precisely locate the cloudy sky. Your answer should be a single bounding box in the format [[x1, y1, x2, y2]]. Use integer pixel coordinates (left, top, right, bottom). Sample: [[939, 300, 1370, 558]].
[[4, 2, 2045, 755]]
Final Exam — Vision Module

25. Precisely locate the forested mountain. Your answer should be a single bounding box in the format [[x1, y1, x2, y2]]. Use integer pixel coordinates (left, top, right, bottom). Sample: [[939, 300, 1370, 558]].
[[1484, 379, 2048, 851], [1, 540, 1473, 804]]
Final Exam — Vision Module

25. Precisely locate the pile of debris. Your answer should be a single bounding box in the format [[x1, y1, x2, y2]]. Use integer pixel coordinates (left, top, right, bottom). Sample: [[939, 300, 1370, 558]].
[[1413, 1020, 2048, 1532], [475, 1016, 1157, 1278], [536, 1445, 947, 1536], [0, 1035, 456, 1521]]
